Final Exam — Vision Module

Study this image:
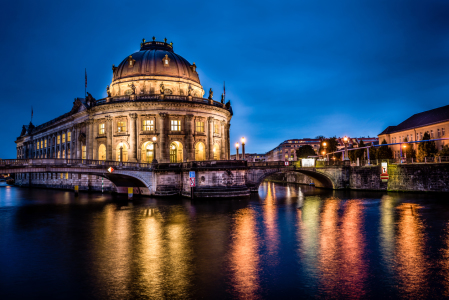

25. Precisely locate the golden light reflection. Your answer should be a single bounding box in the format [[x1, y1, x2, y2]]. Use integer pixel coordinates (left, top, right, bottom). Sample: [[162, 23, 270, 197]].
[[340, 200, 367, 298], [319, 200, 340, 295], [395, 203, 427, 297], [380, 195, 395, 277], [229, 208, 260, 299], [263, 183, 279, 258]]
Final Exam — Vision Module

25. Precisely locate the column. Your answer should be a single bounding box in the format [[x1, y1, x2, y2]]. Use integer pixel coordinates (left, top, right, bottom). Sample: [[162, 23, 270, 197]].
[[93, 121, 99, 160], [88, 119, 94, 160], [106, 116, 113, 160], [129, 113, 138, 162], [76, 124, 82, 159], [208, 117, 214, 160], [221, 120, 226, 160], [158, 113, 168, 163], [186, 114, 194, 161], [227, 122, 231, 160]]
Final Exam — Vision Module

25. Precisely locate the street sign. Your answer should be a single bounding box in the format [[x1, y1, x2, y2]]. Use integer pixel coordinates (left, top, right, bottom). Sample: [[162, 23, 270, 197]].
[[189, 177, 196, 187], [380, 162, 389, 182], [128, 187, 133, 200], [189, 171, 195, 178], [284, 161, 289, 166], [108, 167, 114, 173]]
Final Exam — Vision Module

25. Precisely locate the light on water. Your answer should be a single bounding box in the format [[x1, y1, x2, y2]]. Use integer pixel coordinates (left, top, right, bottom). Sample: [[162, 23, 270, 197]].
[[1, 183, 449, 299]]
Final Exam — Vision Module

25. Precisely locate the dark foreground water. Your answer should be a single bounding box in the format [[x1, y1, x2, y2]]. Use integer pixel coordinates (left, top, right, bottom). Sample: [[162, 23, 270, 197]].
[[2, 183, 449, 299]]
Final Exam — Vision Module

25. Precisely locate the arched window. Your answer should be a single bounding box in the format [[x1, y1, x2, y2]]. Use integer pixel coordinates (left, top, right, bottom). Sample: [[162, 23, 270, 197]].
[[141, 142, 154, 163], [195, 142, 205, 161], [213, 143, 220, 160], [116, 143, 128, 162], [98, 144, 106, 161], [169, 141, 183, 163]]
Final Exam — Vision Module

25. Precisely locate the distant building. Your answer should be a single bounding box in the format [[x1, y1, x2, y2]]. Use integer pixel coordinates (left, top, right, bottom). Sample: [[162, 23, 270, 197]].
[[378, 105, 449, 158], [265, 139, 321, 161], [230, 153, 266, 162]]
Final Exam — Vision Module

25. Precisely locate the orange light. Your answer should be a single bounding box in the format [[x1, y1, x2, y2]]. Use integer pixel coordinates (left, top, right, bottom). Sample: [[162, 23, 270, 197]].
[[343, 136, 348, 142]]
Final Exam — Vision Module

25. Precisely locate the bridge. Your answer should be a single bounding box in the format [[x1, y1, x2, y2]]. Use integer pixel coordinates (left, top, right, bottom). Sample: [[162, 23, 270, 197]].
[[0, 159, 347, 197], [2, 158, 448, 195]]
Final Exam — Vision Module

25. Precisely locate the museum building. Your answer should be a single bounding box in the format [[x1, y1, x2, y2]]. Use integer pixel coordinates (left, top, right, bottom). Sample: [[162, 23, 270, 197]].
[[15, 38, 233, 165]]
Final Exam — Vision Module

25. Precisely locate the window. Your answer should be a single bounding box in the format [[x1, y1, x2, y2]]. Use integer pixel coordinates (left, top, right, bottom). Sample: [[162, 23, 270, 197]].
[[57, 135, 60, 144], [82, 146, 86, 159], [117, 121, 126, 132], [99, 123, 105, 135], [196, 121, 204, 133], [431, 130, 434, 138], [443, 128, 446, 136], [438, 129, 441, 137], [214, 123, 219, 134], [44, 140, 47, 148], [65, 173, 69, 179], [60, 173, 63, 179], [420, 132, 423, 140], [142, 120, 154, 131], [40, 141, 43, 148], [162, 54, 170, 66], [62, 133, 66, 143], [67, 132, 71, 142], [416, 133, 419, 140], [171, 120, 181, 131], [37, 142, 39, 150]]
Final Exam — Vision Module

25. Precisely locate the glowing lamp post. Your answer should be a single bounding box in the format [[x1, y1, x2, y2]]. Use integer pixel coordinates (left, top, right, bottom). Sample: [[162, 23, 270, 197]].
[[402, 144, 407, 161], [235, 142, 240, 160], [322, 141, 327, 160], [241, 137, 246, 160], [152, 136, 158, 164], [343, 136, 349, 162]]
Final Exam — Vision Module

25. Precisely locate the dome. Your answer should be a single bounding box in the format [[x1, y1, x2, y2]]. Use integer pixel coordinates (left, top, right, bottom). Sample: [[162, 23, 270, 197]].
[[112, 40, 200, 84]]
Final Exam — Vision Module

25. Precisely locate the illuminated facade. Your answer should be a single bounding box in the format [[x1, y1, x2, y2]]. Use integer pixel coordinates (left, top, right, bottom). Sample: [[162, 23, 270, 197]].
[[15, 38, 233, 164]]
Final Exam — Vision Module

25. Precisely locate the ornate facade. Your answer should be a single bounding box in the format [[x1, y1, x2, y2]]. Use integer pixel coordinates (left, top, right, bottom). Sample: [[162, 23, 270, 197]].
[[15, 38, 233, 163]]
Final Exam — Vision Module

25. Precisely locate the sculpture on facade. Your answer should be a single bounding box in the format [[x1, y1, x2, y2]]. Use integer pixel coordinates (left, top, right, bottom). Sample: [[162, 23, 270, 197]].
[[188, 84, 193, 96], [209, 88, 213, 100], [128, 83, 136, 95], [160, 83, 165, 94], [106, 85, 111, 97]]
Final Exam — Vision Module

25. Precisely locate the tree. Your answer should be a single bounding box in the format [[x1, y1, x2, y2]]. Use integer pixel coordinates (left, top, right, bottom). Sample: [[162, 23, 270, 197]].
[[377, 139, 393, 159], [369, 146, 377, 160], [349, 140, 367, 162], [417, 132, 437, 161], [296, 145, 316, 158], [438, 145, 449, 157]]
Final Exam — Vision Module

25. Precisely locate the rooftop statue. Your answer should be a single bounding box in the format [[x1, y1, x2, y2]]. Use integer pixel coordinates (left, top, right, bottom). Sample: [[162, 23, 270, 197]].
[[160, 83, 165, 94], [106, 85, 111, 97], [209, 88, 213, 100]]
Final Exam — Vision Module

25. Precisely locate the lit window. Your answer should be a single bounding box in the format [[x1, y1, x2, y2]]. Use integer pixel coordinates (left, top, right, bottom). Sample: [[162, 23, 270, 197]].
[[82, 146, 86, 159], [196, 121, 204, 133], [44, 140, 47, 148], [214, 123, 219, 134], [37, 142, 39, 150], [171, 120, 181, 131], [65, 173, 68, 179], [99, 123, 105, 135], [62, 133, 66, 143], [443, 128, 446, 136], [162, 54, 170, 66], [60, 173, 63, 179], [57, 135, 60, 144], [142, 120, 154, 131], [68, 132, 71, 142], [117, 121, 126, 132], [40, 141, 43, 148]]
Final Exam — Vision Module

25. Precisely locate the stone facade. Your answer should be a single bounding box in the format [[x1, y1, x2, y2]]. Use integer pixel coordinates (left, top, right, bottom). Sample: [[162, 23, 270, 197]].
[[14, 39, 233, 192]]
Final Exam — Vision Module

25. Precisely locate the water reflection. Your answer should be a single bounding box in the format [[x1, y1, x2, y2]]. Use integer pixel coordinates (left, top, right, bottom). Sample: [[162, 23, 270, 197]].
[[395, 203, 427, 297], [229, 208, 260, 299], [263, 183, 279, 259]]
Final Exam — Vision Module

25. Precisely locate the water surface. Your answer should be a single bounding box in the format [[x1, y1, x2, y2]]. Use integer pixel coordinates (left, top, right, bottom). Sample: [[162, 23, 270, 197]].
[[1, 183, 449, 299]]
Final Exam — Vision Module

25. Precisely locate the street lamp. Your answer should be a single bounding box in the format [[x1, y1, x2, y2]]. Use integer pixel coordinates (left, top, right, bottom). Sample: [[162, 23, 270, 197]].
[[241, 137, 246, 160], [322, 141, 327, 160], [152, 136, 158, 164], [235, 142, 240, 160], [343, 136, 349, 162], [402, 144, 407, 160]]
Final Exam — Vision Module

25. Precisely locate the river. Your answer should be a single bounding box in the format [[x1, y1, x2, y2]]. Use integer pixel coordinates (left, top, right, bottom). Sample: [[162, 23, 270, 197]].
[[1, 183, 449, 299]]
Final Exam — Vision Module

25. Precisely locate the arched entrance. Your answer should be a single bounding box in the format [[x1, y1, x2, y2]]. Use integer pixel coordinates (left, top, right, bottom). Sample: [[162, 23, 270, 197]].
[[116, 142, 128, 162], [98, 144, 106, 161], [141, 141, 154, 163], [169, 141, 183, 163], [195, 142, 205, 161], [213, 143, 220, 160]]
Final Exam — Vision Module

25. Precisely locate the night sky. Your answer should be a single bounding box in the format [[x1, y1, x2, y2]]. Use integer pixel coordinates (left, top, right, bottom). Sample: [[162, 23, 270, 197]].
[[1, 0, 449, 158]]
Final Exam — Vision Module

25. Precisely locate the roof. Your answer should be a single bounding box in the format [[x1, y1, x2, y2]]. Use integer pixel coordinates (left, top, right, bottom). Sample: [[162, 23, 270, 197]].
[[379, 104, 449, 135]]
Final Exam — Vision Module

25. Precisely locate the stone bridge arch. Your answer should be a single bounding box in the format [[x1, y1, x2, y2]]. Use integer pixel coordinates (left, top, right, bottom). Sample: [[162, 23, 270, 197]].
[[246, 167, 337, 190]]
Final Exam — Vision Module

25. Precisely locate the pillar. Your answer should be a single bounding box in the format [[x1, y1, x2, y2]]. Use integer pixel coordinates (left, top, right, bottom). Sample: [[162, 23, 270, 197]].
[[208, 117, 214, 160], [186, 114, 194, 161], [88, 119, 94, 160], [106, 116, 113, 160], [93, 121, 98, 160], [129, 113, 138, 162], [158, 113, 167, 163], [221, 120, 226, 160], [227, 122, 231, 160]]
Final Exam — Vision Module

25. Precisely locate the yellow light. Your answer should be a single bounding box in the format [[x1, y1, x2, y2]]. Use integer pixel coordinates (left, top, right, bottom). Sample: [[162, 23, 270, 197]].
[[323, 142, 327, 147], [403, 145, 406, 148], [171, 145, 175, 149], [343, 136, 348, 142], [152, 136, 157, 142], [241, 137, 246, 144], [235, 142, 239, 148]]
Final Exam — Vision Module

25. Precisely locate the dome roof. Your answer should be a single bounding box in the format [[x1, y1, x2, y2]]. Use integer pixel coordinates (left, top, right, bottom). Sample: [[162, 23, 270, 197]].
[[112, 41, 200, 84]]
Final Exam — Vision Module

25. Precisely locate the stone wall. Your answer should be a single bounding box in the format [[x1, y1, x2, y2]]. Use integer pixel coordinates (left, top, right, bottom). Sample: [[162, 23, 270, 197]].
[[387, 163, 449, 192], [349, 165, 387, 191], [265, 172, 314, 185]]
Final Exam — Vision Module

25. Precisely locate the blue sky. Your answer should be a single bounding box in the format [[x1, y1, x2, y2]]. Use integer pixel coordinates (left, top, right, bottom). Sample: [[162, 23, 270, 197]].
[[1, 0, 449, 158]]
